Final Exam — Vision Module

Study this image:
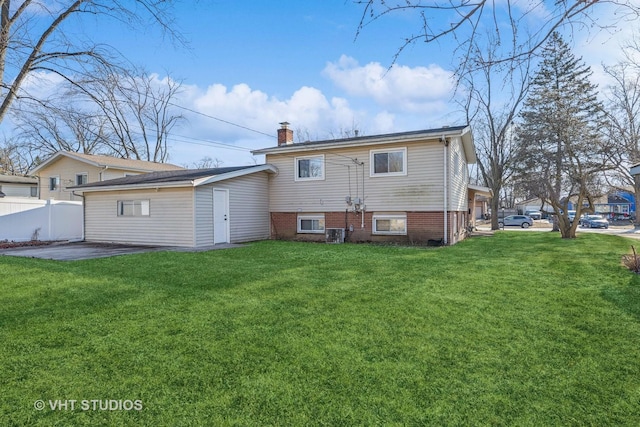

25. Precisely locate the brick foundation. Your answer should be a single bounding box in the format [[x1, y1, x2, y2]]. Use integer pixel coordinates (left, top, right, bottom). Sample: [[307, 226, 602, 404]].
[[270, 211, 468, 245]]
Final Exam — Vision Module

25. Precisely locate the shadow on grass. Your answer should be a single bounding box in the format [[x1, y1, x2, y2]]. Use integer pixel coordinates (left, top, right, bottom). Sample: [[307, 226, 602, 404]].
[[601, 273, 640, 322]]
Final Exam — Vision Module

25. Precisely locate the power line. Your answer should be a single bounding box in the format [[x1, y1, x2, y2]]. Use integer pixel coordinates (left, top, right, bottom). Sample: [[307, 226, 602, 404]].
[[168, 102, 277, 139]]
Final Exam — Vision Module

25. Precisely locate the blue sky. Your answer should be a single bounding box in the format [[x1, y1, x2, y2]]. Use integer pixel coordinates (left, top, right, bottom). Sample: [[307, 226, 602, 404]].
[[6, 1, 635, 167]]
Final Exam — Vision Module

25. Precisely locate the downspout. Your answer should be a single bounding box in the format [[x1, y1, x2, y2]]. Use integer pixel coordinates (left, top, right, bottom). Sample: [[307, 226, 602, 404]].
[[99, 166, 109, 181], [441, 136, 449, 245]]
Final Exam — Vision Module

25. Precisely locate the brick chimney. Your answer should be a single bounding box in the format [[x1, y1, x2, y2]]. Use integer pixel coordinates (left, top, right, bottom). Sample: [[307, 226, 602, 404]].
[[277, 121, 294, 146]]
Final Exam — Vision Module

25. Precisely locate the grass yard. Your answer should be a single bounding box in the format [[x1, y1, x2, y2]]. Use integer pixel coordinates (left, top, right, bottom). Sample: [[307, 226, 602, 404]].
[[1, 232, 640, 426]]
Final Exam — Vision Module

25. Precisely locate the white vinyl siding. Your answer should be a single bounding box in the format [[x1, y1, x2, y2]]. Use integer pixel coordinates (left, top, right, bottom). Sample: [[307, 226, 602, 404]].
[[194, 172, 270, 246], [84, 188, 195, 247], [448, 137, 469, 212], [266, 140, 445, 212], [295, 155, 324, 181]]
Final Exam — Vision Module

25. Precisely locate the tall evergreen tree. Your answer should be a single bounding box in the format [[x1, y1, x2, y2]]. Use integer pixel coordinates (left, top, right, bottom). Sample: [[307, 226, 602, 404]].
[[514, 32, 609, 239]]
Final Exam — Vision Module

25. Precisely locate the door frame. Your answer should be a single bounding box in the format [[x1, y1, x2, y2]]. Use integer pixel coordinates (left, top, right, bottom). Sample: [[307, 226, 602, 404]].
[[213, 188, 230, 244]]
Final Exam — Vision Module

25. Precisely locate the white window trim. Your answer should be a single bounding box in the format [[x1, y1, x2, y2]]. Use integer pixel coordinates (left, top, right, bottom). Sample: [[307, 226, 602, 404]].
[[373, 214, 407, 235], [117, 200, 150, 217], [294, 154, 325, 181], [369, 147, 407, 177], [76, 172, 88, 186], [297, 214, 325, 234], [49, 176, 60, 191]]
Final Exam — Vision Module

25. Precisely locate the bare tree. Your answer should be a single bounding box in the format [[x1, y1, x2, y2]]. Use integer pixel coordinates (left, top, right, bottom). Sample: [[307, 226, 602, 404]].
[[602, 51, 640, 225], [10, 67, 185, 163], [190, 156, 224, 169], [13, 106, 107, 158], [0, 0, 183, 124], [463, 33, 533, 230], [355, 0, 639, 72], [70, 68, 186, 162]]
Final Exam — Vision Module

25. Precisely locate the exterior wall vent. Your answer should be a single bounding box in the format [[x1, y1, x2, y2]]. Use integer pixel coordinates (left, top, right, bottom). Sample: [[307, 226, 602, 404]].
[[325, 228, 345, 244]]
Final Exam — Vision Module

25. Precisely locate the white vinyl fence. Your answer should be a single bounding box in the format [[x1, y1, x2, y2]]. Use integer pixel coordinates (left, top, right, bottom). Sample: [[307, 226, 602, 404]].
[[0, 197, 83, 242]]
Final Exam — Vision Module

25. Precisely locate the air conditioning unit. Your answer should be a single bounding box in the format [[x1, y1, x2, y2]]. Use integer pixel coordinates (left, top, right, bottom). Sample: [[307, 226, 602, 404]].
[[325, 228, 345, 244]]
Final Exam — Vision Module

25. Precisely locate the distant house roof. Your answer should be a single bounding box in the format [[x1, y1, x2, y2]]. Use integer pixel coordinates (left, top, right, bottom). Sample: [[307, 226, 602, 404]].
[[30, 151, 185, 175], [69, 164, 278, 192], [0, 174, 38, 184], [252, 125, 477, 164]]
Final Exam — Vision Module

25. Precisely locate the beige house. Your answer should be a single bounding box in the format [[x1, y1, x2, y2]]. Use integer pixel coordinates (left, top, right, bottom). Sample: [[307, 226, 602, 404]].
[[70, 165, 277, 247], [31, 151, 184, 201], [0, 174, 38, 198], [252, 123, 486, 245]]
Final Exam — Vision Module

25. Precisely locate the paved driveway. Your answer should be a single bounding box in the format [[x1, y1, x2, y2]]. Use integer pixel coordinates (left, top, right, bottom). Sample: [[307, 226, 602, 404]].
[[0, 241, 241, 261]]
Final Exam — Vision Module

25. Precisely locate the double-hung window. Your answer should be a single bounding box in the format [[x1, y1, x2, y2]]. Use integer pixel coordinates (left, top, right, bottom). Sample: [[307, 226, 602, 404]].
[[370, 148, 407, 176], [117, 200, 150, 217], [76, 173, 88, 185], [373, 215, 407, 235], [295, 155, 324, 181], [297, 215, 325, 233], [49, 176, 60, 191]]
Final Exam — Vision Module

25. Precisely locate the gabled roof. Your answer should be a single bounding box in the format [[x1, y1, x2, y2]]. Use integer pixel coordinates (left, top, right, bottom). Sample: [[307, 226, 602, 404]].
[[69, 164, 278, 192], [31, 151, 185, 175], [0, 174, 38, 184], [252, 125, 477, 164]]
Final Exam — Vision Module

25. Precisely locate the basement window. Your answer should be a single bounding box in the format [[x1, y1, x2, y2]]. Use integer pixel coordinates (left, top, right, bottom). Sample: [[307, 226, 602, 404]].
[[297, 215, 325, 233], [117, 200, 150, 217], [373, 215, 407, 235]]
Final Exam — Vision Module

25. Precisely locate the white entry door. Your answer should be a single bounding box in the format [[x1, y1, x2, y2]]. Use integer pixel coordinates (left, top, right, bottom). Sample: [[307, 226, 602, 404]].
[[213, 189, 229, 244]]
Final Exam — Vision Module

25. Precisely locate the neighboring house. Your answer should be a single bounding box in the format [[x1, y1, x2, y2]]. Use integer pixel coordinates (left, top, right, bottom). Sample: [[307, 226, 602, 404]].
[[0, 174, 38, 198], [30, 151, 184, 201], [252, 123, 486, 245], [70, 165, 277, 247], [593, 191, 636, 219]]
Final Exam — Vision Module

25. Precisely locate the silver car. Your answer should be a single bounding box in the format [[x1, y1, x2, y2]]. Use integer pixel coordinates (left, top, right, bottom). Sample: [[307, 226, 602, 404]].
[[580, 215, 609, 229], [499, 215, 534, 228]]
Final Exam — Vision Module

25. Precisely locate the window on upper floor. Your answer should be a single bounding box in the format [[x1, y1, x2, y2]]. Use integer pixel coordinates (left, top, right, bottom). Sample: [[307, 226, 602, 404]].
[[76, 173, 88, 185], [295, 155, 324, 181], [297, 214, 325, 233], [49, 176, 60, 191], [370, 148, 407, 176]]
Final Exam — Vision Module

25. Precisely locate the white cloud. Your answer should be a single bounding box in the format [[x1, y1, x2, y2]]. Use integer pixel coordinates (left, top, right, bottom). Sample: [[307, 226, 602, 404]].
[[322, 55, 456, 111]]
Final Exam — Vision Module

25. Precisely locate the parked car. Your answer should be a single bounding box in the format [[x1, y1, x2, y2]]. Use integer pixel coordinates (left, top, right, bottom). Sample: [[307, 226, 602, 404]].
[[499, 215, 534, 228], [580, 214, 609, 229], [525, 210, 542, 220]]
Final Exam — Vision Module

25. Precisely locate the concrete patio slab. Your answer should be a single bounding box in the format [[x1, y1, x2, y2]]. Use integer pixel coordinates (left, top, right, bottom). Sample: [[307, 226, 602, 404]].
[[0, 241, 243, 261]]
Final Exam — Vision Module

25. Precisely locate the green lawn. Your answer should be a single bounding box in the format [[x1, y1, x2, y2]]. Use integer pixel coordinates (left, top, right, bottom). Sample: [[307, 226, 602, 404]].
[[1, 232, 640, 426]]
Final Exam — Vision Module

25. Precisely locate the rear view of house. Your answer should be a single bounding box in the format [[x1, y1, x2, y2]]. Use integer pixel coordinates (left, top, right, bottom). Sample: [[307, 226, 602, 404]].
[[253, 123, 485, 245]]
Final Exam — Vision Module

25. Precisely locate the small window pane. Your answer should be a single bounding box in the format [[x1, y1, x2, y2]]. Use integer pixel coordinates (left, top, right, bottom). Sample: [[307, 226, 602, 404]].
[[388, 151, 404, 173], [374, 153, 388, 174], [30, 186, 38, 197]]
